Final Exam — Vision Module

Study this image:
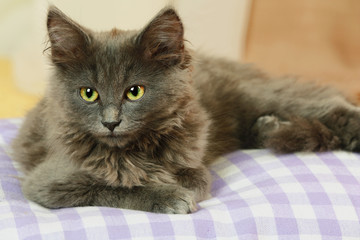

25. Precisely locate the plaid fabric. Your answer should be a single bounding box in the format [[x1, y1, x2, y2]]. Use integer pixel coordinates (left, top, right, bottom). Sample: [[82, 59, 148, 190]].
[[0, 118, 359, 239]]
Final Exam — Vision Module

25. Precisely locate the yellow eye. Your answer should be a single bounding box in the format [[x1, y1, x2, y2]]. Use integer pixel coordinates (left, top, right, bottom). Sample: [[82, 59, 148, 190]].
[[80, 87, 99, 102], [126, 86, 145, 101]]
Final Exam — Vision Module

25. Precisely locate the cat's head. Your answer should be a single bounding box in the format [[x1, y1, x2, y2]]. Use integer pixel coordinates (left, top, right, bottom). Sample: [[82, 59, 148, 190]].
[[46, 6, 193, 148]]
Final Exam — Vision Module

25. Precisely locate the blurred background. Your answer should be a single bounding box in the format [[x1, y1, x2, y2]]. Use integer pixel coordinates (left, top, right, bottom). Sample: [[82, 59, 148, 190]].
[[0, 0, 359, 118]]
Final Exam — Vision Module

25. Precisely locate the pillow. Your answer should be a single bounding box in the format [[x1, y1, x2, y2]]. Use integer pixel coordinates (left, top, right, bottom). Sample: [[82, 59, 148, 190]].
[[1, 119, 359, 239]]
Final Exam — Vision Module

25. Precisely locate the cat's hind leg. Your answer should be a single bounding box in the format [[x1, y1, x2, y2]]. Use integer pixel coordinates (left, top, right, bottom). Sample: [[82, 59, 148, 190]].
[[252, 115, 341, 153], [321, 107, 360, 152]]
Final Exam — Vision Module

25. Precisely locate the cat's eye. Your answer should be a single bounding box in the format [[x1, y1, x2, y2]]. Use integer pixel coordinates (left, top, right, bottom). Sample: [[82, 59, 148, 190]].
[[80, 87, 99, 102], [126, 86, 145, 101]]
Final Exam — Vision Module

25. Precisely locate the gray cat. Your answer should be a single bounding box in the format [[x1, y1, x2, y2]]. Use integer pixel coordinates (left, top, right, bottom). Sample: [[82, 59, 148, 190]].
[[12, 6, 360, 214]]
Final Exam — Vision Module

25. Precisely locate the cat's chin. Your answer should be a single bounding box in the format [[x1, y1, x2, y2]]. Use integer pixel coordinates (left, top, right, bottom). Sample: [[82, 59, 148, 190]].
[[97, 133, 127, 148]]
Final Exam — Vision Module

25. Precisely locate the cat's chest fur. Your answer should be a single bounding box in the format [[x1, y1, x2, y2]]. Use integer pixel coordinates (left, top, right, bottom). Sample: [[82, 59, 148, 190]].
[[51, 98, 209, 188]]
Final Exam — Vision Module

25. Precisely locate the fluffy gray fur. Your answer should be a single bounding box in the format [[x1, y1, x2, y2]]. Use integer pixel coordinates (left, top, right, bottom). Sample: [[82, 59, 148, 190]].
[[12, 6, 360, 214]]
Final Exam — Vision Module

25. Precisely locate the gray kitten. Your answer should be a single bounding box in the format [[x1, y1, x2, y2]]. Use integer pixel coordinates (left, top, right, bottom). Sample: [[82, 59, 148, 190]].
[[12, 6, 360, 214]]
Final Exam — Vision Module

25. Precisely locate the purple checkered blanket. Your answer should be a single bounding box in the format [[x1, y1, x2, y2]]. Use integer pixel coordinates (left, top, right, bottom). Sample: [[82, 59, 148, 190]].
[[1, 119, 359, 239]]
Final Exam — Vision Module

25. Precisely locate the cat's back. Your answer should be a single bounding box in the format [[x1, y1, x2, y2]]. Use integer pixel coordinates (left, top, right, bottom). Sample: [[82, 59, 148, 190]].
[[191, 54, 270, 119], [191, 54, 268, 105], [190, 54, 269, 158], [192, 54, 267, 83], [12, 99, 48, 174]]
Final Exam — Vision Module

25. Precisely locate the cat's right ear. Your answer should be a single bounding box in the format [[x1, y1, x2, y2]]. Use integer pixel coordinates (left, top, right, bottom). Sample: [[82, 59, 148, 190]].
[[46, 6, 91, 67], [136, 7, 190, 69]]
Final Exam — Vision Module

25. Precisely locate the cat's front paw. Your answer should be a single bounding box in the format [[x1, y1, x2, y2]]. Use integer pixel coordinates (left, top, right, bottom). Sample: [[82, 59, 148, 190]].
[[146, 185, 197, 214]]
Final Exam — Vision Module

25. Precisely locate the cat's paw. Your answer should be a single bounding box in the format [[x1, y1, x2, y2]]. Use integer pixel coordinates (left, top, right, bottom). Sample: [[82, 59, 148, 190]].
[[252, 115, 291, 147], [146, 185, 197, 214], [322, 108, 360, 151], [252, 115, 341, 152], [254, 115, 290, 132], [264, 118, 340, 153]]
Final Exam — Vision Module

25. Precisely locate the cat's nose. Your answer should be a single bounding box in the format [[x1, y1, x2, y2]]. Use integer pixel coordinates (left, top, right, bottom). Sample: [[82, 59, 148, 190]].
[[102, 121, 121, 132]]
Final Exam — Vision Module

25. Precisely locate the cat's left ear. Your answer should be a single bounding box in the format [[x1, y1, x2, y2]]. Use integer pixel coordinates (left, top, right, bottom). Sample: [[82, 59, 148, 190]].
[[136, 7, 189, 68], [47, 6, 92, 67]]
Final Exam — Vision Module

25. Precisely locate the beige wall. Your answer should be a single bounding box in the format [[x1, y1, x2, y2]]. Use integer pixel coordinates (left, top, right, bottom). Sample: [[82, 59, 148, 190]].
[[244, 0, 360, 102], [1, 0, 251, 96], [1, 0, 359, 117]]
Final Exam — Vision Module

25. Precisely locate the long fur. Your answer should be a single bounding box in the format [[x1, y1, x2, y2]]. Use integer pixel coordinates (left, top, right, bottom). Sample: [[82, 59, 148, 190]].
[[12, 6, 360, 214]]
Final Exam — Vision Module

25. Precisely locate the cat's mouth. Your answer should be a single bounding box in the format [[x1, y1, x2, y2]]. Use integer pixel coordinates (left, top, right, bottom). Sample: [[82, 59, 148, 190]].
[[100, 132, 121, 139], [97, 133, 124, 147], [96, 129, 133, 148]]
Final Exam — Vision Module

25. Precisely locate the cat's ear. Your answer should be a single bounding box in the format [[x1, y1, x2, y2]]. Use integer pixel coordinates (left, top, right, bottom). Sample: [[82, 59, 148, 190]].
[[136, 8, 189, 68], [46, 6, 91, 66]]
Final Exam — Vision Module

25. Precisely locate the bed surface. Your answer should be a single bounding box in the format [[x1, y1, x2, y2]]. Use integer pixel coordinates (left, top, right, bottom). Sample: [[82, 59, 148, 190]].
[[1, 119, 359, 239]]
